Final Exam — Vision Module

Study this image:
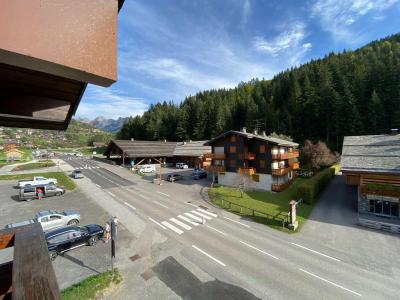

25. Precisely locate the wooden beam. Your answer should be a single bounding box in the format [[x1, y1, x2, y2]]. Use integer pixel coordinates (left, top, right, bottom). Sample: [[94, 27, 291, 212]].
[[0, 262, 12, 300]]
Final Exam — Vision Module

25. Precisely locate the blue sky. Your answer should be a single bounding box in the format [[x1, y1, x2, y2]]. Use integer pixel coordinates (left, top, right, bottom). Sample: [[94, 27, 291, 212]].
[[76, 0, 400, 120]]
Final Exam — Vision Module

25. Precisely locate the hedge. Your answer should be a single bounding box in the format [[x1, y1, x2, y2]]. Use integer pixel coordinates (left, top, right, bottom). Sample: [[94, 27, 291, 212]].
[[297, 167, 335, 204]]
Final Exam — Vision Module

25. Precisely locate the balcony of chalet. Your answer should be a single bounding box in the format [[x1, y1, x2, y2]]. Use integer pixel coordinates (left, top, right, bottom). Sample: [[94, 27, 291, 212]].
[[271, 179, 294, 192], [238, 152, 256, 160], [206, 165, 226, 173], [212, 153, 226, 159], [271, 147, 299, 160], [272, 166, 292, 176], [238, 167, 256, 176]]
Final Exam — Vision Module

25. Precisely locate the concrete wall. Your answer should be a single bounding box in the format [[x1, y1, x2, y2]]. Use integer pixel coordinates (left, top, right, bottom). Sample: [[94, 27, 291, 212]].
[[218, 172, 272, 191]]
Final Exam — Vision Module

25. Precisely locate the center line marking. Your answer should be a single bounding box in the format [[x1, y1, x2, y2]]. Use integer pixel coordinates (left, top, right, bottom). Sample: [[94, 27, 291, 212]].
[[154, 201, 169, 208], [149, 217, 166, 229], [299, 268, 362, 297], [223, 217, 250, 228], [124, 202, 136, 210], [107, 191, 115, 197], [95, 184, 101, 188], [137, 194, 149, 200], [291, 243, 341, 262], [156, 191, 170, 197], [192, 245, 226, 267], [206, 225, 227, 236], [239, 241, 279, 260]]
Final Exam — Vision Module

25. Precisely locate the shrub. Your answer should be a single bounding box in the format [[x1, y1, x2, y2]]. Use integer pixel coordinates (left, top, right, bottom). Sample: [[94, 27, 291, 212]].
[[297, 167, 335, 204]]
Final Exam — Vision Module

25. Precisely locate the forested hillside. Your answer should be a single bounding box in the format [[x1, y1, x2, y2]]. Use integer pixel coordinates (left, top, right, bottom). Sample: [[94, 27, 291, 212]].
[[118, 33, 400, 151]]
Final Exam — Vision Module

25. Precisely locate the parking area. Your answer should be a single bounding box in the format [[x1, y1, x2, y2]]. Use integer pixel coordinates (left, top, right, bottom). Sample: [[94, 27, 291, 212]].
[[0, 180, 133, 289]]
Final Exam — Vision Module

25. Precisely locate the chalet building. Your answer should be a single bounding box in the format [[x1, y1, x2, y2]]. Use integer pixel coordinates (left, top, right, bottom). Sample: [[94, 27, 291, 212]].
[[104, 139, 211, 168], [5, 148, 24, 161], [204, 128, 300, 192], [341, 131, 400, 233]]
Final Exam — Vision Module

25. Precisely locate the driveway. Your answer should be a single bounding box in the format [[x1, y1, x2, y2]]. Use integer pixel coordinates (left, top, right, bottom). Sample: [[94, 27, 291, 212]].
[[298, 175, 400, 277]]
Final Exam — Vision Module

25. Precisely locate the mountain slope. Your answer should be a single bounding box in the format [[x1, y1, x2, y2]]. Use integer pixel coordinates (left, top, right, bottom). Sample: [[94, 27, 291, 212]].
[[117, 33, 400, 150], [89, 116, 128, 132]]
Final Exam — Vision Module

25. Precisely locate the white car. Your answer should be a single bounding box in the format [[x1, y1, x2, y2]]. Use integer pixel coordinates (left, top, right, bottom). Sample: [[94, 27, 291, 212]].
[[18, 176, 58, 188], [139, 165, 156, 173], [176, 162, 189, 169]]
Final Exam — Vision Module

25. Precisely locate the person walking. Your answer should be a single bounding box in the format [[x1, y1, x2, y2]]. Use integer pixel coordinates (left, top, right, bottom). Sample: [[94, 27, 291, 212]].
[[104, 222, 111, 243]]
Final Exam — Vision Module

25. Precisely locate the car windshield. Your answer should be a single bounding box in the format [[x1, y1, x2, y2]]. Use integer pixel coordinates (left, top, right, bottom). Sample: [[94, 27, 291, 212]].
[[75, 170, 81, 173]]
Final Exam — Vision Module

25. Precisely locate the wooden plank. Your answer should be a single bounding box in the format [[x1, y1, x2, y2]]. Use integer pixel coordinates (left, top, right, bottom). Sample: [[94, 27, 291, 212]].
[[12, 223, 61, 300], [0, 262, 12, 300]]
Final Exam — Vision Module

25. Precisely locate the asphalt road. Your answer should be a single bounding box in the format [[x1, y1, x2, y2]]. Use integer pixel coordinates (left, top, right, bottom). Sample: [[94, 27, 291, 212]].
[[65, 157, 399, 300]]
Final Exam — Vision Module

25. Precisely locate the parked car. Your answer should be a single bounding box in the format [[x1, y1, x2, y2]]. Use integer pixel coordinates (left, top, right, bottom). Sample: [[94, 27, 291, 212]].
[[74, 152, 83, 157], [72, 169, 84, 179], [139, 164, 156, 173], [45, 224, 104, 261], [194, 171, 207, 180], [5, 209, 80, 231], [176, 162, 189, 169], [19, 184, 65, 201], [192, 168, 205, 175], [167, 174, 183, 182], [18, 176, 58, 188]]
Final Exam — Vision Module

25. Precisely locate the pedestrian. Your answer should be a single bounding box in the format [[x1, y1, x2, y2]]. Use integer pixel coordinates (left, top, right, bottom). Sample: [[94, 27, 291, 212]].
[[112, 216, 119, 236], [104, 222, 111, 243], [37, 187, 44, 200]]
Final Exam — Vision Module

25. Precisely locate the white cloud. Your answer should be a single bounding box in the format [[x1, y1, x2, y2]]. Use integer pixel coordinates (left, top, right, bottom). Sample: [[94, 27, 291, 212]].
[[311, 0, 400, 43], [253, 23, 307, 55], [302, 43, 312, 49], [242, 0, 252, 26], [76, 86, 149, 120]]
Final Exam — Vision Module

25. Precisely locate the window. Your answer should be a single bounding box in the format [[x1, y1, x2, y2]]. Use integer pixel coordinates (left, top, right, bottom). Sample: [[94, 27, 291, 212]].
[[260, 160, 265, 168], [41, 217, 49, 222], [391, 202, 399, 217], [252, 174, 260, 182], [229, 146, 236, 153], [259, 145, 265, 153], [230, 135, 237, 142], [50, 215, 62, 221], [229, 159, 236, 167]]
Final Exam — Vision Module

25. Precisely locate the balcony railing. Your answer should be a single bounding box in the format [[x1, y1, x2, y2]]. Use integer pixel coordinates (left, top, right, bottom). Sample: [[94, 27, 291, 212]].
[[205, 165, 226, 173], [272, 166, 292, 176], [238, 167, 256, 175], [0, 223, 61, 300], [291, 162, 300, 170], [238, 152, 255, 160], [271, 179, 294, 192], [271, 151, 299, 160], [212, 153, 226, 159]]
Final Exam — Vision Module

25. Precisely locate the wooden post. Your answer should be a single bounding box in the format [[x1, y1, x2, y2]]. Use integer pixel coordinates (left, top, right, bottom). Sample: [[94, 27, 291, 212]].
[[122, 151, 125, 168]]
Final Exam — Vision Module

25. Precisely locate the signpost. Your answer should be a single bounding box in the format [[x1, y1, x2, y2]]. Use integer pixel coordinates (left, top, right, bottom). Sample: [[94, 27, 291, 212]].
[[110, 218, 117, 270]]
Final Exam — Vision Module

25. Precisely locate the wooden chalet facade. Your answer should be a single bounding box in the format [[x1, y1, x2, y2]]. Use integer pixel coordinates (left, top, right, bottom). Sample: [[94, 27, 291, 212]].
[[341, 132, 400, 233], [204, 128, 299, 192]]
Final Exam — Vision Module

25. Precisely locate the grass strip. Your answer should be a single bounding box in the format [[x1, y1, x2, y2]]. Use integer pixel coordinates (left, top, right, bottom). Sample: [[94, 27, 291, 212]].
[[12, 161, 56, 171], [0, 172, 76, 190]]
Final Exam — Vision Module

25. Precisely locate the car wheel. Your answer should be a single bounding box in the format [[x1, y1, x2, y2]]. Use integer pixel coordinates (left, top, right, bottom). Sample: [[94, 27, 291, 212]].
[[67, 219, 79, 226], [88, 236, 98, 246], [56, 192, 62, 196], [49, 251, 58, 261]]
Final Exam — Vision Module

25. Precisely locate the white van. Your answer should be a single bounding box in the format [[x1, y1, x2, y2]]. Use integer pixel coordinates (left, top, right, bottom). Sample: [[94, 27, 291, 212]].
[[139, 164, 156, 173]]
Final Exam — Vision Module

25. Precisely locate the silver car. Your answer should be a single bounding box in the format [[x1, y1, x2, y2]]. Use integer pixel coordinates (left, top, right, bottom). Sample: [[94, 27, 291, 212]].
[[5, 209, 81, 232], [72, 169, 84, 179]]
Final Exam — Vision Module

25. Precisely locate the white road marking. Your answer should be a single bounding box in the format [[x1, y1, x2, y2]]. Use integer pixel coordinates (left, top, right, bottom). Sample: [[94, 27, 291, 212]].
[[223, 217, 251, 228], [192, 245, 226, 267], [161, 221, 184, 234], [291, 243, 341, 262], [178, 215, 199, 226], [107, 191, 115, 197], [124, 202, 137, 210], [299, 268, 362, 297], [186, 202, 198, 208], [239, 241, 279, 260], [184, 213, 203, 223], [206, 225, 227, 236], [191, 210, 212, 220], [154, 201, 169, 208], [149, 217, 166, 229], [197, 208, 218, 217], [136, 193, 149, 200], [170, 218, 192, 230], [95, 184, 101, 188], [156, 191, 170, 197]]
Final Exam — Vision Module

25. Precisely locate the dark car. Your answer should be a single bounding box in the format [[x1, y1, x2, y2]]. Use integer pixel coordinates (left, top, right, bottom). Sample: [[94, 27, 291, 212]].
[[45, 224, 103, 261], [194, 171, 207, 180], [166, 174, 183, 182]]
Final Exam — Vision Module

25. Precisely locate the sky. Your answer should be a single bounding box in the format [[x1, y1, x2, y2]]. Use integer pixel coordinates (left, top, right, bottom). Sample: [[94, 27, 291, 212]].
[[75, 0, 400, 120]]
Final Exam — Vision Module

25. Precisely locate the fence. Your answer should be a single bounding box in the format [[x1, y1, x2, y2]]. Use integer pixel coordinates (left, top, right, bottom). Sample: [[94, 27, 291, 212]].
[[213, 197, 289, 228]]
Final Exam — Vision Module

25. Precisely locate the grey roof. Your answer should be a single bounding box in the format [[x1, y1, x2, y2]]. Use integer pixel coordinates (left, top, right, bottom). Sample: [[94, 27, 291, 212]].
[[174, 141, 211, 157], [341, 134, 400, 174], [204, 130, 299, 147]]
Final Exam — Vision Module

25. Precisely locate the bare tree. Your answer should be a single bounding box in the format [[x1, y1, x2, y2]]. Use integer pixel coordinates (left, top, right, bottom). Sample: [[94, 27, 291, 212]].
[[233, 173, 256, 197], [300, 140, 337, 169]]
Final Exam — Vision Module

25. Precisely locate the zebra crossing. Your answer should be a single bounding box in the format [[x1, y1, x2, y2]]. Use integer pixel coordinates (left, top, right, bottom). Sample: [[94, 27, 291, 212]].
[[159, 208, 218, 235], [75, 166, 100, 170]]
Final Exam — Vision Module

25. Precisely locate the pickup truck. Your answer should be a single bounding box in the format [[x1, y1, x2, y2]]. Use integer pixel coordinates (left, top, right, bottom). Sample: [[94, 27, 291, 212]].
[[18, 176, 58, 188], [5, 209, 80, 232]]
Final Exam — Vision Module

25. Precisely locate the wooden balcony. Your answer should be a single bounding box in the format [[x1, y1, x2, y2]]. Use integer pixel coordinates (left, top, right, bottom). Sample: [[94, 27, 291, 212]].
[[271, 179, 294, 192], [238, 167, 256, 176], [212, 153, 226, 159], [206, 165, 226, 173], [238, 152, 255, 160], [291, 162, 300, 170], [0, 223, 61, 299], [272, 166, 291, 176], [271, 151, 299, 160]]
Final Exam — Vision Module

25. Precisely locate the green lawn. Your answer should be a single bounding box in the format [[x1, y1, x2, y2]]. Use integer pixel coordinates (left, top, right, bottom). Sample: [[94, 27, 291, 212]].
[[0, 172, 76, 190], [0, 148, 32, 167], [61, 269, 122, 300], [209, 178, 315, 233], [11, 160, 55, 171]]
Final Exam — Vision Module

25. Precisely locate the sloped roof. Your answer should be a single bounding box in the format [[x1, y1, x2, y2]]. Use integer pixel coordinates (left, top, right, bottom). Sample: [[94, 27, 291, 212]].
[[341, 134, 400, 174], [204, 130, 298, 147], [174, 141, 211, 157]]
